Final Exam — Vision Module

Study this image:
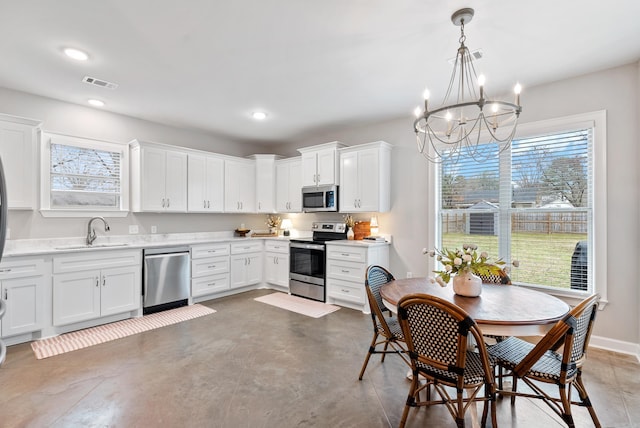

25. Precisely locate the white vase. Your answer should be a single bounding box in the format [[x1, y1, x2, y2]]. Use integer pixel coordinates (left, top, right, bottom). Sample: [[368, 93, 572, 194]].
[[452, 271, 482, 297], [346, 227, 355, 240]]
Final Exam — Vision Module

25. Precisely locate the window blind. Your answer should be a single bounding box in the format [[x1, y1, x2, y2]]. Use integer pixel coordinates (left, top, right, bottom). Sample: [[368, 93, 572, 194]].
[[50, 143, 122, 208], [438, 128, 592, 292]]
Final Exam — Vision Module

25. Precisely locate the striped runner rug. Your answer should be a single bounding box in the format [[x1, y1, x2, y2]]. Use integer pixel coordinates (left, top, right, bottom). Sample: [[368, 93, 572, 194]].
[[31, 304, 216, 359]]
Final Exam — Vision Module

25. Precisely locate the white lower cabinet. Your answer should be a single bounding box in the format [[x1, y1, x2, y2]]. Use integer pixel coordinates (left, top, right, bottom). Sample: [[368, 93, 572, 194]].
[[264, 240, 289, 290], [325, 242, 389, 313], [191, 243, 230, 298], [230, 241, 263, 289], [0, 257, 46, 338], [52, 250, 141, 326]]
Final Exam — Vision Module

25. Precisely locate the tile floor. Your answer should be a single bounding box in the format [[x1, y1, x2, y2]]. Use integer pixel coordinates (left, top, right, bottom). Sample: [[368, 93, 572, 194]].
[[1, 289, 638, 427]]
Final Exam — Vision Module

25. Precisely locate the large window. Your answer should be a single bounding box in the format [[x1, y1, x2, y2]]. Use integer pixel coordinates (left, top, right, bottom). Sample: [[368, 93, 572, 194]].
[[435, 111, 606, 299], [41, 133, 129, 215]]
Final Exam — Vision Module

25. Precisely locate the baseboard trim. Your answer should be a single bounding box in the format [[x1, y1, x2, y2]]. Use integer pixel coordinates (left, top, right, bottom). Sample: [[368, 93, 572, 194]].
[[589, 334, 640, 362]]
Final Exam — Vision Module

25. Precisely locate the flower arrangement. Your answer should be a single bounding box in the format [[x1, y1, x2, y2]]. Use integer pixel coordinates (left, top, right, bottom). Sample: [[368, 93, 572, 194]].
[[422, 244, 519, 287], [265, 215, 281, 229], [343, 214, 355, 229]]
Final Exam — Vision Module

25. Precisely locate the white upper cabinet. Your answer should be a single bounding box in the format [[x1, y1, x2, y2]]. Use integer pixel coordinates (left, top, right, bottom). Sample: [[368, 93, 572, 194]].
[[298, 141, 345, 187], [224, 158, 256, 213], [339, 141, 392, 213], [130, 140, 188, 212], [252, 154, 280, 213], [276, 157, 302, 213], [0, 114, 41, 209], [188, 153, 224, 212]]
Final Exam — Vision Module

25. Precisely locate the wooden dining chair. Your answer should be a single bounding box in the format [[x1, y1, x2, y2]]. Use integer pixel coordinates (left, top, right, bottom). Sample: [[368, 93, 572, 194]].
[[397, 293, 497, 428], [488, 294, 601, 428], [358, 265, 410, 380], [477, 268, 512, 285]]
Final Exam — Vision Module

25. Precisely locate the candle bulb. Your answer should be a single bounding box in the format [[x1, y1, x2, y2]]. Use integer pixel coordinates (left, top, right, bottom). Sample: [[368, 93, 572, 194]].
[[478, 75, 485, 100], [514, 83, 522, 106], [423, 88, 430, 112]]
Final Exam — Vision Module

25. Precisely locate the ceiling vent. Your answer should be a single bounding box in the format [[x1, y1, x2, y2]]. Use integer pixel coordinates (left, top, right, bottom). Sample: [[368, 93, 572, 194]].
[[448, 48, 483, 65], [82, 76, 118, 90]]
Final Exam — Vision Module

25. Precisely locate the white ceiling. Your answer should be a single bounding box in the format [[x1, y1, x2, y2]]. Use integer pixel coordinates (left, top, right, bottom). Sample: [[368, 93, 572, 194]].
[[1, 1, 639, 145]]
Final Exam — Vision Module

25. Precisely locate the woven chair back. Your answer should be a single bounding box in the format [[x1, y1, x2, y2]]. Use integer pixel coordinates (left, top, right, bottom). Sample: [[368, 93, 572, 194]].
[[366, 265, 394, 312], [398, 293, 489, 386], [478, 268, 512, 285], [364, 265, 395, 334]]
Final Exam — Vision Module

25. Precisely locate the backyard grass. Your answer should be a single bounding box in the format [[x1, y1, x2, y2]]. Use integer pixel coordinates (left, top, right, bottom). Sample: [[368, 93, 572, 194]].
[[442, 232, 587, 289]]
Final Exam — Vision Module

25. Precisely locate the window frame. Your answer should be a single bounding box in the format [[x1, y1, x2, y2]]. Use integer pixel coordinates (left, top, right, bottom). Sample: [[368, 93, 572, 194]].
[[40, 132, 129, 217], [427, 110, 607, 308]]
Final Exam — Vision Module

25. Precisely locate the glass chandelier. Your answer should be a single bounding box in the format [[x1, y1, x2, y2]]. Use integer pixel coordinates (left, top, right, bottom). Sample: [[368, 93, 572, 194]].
[[413, 8, 522, 163]]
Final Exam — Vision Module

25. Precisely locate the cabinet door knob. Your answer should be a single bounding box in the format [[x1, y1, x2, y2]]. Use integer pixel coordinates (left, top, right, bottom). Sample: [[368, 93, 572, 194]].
[[162, 198, 166, 208], [103, 276, 107, 287], [95, 277, 100, 287]]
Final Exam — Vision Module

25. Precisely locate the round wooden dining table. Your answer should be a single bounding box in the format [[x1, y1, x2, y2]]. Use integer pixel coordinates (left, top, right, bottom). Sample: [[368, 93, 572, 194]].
[[380, 277, 570, 337]]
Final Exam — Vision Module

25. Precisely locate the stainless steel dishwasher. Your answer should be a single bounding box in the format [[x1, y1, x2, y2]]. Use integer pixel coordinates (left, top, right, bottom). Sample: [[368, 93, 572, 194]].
[[143, 246, 190, 314]]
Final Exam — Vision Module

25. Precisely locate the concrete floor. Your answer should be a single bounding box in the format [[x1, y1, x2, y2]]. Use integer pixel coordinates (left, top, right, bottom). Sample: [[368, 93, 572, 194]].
[[1, 288, 638, 427]]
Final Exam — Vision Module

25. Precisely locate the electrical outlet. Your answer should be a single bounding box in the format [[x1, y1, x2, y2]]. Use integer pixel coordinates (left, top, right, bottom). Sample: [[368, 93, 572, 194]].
[[129, 225, 139, 234], [406, 271, 413, 278], [151, 225, 157, 234]]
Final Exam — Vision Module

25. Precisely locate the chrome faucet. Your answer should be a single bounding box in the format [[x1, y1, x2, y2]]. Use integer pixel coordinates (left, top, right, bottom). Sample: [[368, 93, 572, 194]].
[[87, 217, 110, 246]]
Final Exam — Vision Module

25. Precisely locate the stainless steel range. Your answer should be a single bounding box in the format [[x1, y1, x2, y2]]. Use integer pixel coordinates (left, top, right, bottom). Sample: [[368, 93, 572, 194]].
[[289, 221, 347, 302]]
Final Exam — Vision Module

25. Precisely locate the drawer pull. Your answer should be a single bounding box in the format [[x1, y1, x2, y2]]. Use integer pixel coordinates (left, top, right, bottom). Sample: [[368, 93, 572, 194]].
[[341, 253, 350, 257], [341, 289, 350, 293], [0, 268, 11, 273], [207, 265, 217, 269], [341, 269, 350, 273], [208, 282, 216, 286]]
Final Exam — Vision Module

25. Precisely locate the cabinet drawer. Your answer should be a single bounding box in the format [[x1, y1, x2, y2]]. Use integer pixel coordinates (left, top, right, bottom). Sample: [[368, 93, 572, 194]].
[[53, 250, 141, 274], [264, 240, 289, 254], [191, 256, 229, 278], [191, 243, 230, 259], [0, 258, 46, 279], [327, 278, 365, 305], [326, 259, 365, 283], [231, 241, 263, 255], [326, 245, 367, 263], [192, 274, 230, 297]]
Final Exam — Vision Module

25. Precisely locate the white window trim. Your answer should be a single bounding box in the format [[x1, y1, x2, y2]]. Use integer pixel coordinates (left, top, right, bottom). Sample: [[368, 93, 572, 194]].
[[40, 132, 130, 218], [427, 110, 608, 309]]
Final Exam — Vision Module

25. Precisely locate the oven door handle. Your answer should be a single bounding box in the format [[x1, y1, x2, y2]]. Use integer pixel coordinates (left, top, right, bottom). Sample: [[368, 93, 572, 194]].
[[290, 242, 325, 251]]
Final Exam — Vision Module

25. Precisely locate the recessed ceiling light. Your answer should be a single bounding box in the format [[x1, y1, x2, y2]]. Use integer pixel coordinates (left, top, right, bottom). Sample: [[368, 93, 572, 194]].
[[251, 111, 267, 120], [63, 47, 89, 61], [88, 99, 105, 107]]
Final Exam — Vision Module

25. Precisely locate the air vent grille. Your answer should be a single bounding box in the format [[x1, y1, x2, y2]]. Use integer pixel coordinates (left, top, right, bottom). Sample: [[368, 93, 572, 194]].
[[82, 76, 118, 90]]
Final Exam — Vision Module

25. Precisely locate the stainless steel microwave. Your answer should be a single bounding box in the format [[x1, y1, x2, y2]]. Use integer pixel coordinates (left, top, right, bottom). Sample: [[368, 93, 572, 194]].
[[301, 184, 338, 212]]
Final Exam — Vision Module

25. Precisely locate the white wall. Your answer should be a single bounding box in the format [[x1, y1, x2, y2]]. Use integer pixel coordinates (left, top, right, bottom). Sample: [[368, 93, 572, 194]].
[[285, 62, 640, 347], [0, 87, 271, 240]]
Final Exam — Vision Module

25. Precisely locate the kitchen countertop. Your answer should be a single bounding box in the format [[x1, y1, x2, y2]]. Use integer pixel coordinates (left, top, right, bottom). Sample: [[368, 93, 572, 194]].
[[2, 232, 389, 258], [2, 233, 292, 258]]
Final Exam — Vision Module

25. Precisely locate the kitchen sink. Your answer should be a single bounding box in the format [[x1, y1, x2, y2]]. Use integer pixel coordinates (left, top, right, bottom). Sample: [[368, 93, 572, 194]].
[[55, 243, 130, 250]]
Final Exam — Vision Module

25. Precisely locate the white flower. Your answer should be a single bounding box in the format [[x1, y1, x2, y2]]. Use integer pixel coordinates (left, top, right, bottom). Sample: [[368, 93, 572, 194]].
[[512, 260, 520, 268], [435, 277, 447, 287], [445, 264, 452, 272], [422, 248, 429, 254], [429, 277, 436, 284], [462, 254, 472, 262], [454, 257, 462, 266], [480, 251, 488, 259], [469, 244, 478, 250]]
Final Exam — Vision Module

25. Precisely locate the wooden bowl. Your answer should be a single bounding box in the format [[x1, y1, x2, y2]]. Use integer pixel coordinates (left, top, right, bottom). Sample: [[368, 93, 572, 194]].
[[235, 229, 251, 237]]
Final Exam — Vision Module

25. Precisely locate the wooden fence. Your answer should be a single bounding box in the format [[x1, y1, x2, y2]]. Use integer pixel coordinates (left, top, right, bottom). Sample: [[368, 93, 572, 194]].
[[442, 212, 588, 234]]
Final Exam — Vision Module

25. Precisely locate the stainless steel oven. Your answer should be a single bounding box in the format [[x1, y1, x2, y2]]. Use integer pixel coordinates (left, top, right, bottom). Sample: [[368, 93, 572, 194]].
[[289, 222, 347, 302]]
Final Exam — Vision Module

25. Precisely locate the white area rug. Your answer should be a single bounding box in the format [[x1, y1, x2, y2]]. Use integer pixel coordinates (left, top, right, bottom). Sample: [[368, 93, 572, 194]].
[[31, 304, 216, 359], [254, 292, 340, 318]]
